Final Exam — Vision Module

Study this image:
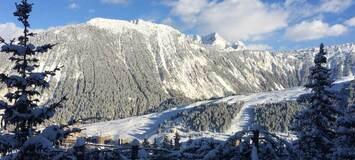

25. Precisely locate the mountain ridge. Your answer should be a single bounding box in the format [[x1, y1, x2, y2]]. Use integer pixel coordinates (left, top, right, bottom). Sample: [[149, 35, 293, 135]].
[[0, 17, 354, 123]]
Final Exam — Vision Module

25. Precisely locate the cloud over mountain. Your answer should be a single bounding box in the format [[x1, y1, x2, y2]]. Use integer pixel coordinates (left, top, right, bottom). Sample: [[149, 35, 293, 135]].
[[161, 0, 354, 43], [165, 0, 288, 41], [0, 23, 23, 41], [285, 20, 348, 41]]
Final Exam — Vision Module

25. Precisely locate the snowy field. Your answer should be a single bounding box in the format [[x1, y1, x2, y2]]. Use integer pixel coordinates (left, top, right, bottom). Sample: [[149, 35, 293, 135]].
[[81, 76, 354, 141]]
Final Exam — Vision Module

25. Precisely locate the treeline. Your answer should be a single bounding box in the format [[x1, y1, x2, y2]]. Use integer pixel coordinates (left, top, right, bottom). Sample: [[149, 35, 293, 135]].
[[144, 96, 195, 114], [255, 101, 304, 132], [161, 102, 244, 132]]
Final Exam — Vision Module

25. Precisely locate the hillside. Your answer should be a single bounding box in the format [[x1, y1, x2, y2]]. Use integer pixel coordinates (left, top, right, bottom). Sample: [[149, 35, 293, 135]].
[[81, 76, 354, 142], [0, 18, 354, 123]]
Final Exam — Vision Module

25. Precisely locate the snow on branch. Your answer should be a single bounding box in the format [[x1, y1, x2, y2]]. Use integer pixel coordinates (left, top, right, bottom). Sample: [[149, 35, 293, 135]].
[[1, 43, 25, 55], [41, 125, 81, 143], [26, 72, 49, 88], [1, 43, 56, 56], [0, 74, 26, 88], [35, 43, 57, 53], [0, 132, 18, 153]]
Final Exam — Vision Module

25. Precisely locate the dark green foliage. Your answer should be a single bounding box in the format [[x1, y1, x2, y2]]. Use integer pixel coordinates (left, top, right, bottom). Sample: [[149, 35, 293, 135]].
[[296, 93, 312, 103], [162, 102, 244, 132], [174, 132, 181, 150], [0, 0, 66, 150], [255, 101, 304, 132], [332, 80, 355, 159], [0, 1, 81, 158], [291, 43, 338, 159], [144, 96, 195, 114]]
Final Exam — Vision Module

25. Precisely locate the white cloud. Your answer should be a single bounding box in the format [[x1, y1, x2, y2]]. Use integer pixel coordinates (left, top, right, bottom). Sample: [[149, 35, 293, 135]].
[[171, 0, 208, 17], [162, 0, 354, 42], [246, 44, 272, 50], [285, 20, 348, 41], [284, 0, 353, 19], [168, 0, 209, 27], [167, 0, 288, 41], [0, 23, 23, 41], [161, 17, 175, 26], [319, 0, 353, 13], [101, 0, 129, 4], [68, 2, 79, 9], [0, 23, 45, 42], [345, 16, 355, 26]]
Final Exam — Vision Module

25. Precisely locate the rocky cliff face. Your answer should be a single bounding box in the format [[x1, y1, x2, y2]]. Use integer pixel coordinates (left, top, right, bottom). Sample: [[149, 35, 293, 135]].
[[0, 18, 354, 123]]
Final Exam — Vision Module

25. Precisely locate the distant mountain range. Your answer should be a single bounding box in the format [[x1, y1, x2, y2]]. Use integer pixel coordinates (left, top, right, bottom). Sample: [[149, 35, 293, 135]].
[[0, 18, 354, 123]]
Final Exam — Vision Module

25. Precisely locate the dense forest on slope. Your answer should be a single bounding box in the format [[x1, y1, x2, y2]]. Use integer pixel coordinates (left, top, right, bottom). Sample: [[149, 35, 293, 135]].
[[160, 102, 244, 132], [255, 101, 304, 132]]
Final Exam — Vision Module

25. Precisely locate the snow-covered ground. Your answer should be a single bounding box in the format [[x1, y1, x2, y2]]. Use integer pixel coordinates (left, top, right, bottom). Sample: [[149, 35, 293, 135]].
[[81, 87, 308, 141], [81, 76, 354, 141], [81, 100, 211, 140], [224, 86, 308, 135]]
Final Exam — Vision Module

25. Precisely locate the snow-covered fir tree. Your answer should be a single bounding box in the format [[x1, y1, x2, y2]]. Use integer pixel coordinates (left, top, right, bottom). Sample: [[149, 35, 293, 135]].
[[169, 125, 295, 159], [0, 0, 80, 159], [332, 80, 355, 159], [291, 43, 338, 159]]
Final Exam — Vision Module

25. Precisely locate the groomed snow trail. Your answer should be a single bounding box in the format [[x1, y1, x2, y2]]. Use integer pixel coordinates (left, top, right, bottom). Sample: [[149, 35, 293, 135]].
[[81, 87, 308, 140], [81, 100, 212, 140], [224, 76, 354, 134], [223, 87, 309, 135], [81, 76, 353, 141]]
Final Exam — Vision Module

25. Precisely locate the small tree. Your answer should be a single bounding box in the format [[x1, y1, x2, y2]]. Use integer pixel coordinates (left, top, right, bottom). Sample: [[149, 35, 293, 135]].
[[142, 138, 150, 148], [162, 134, 171, 149], [0, 0, 78, 158], [174, 132, 181, 150], [291, 43, 338, 159], [332, 80, 355, 159]]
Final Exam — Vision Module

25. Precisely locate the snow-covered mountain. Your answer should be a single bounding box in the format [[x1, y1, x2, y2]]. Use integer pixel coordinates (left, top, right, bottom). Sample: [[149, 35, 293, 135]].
[[193, 32, 246, 50], [0, 18, 354, 123], [201, 32, 230, 49]]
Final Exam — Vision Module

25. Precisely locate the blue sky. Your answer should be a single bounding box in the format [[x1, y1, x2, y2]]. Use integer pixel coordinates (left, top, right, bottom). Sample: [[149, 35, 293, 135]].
[[0, 0, 354, 50]]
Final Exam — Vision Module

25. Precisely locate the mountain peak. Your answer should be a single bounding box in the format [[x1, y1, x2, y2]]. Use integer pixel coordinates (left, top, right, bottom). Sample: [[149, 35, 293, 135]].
[[202, 32, 229, 49], [87, 17, 157, 27], [86, 17, 179, 36], [231, 41, 246, 50], [200, 32, 245, 50], [87, 18, 247, 51]]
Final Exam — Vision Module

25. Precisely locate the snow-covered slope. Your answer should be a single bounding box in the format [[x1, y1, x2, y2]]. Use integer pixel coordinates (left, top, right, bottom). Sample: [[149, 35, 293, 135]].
[[87, 18, 181, 37], [0, 17, 354, 123], [81, 85, 307, 141], [81, 76, 354, 141]]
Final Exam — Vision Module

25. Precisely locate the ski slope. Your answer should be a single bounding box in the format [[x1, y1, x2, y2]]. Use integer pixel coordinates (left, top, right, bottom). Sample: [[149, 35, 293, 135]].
[[81, 100, 211, 140], [223, 87, 308, 134], [81, 76, 354, 141]]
